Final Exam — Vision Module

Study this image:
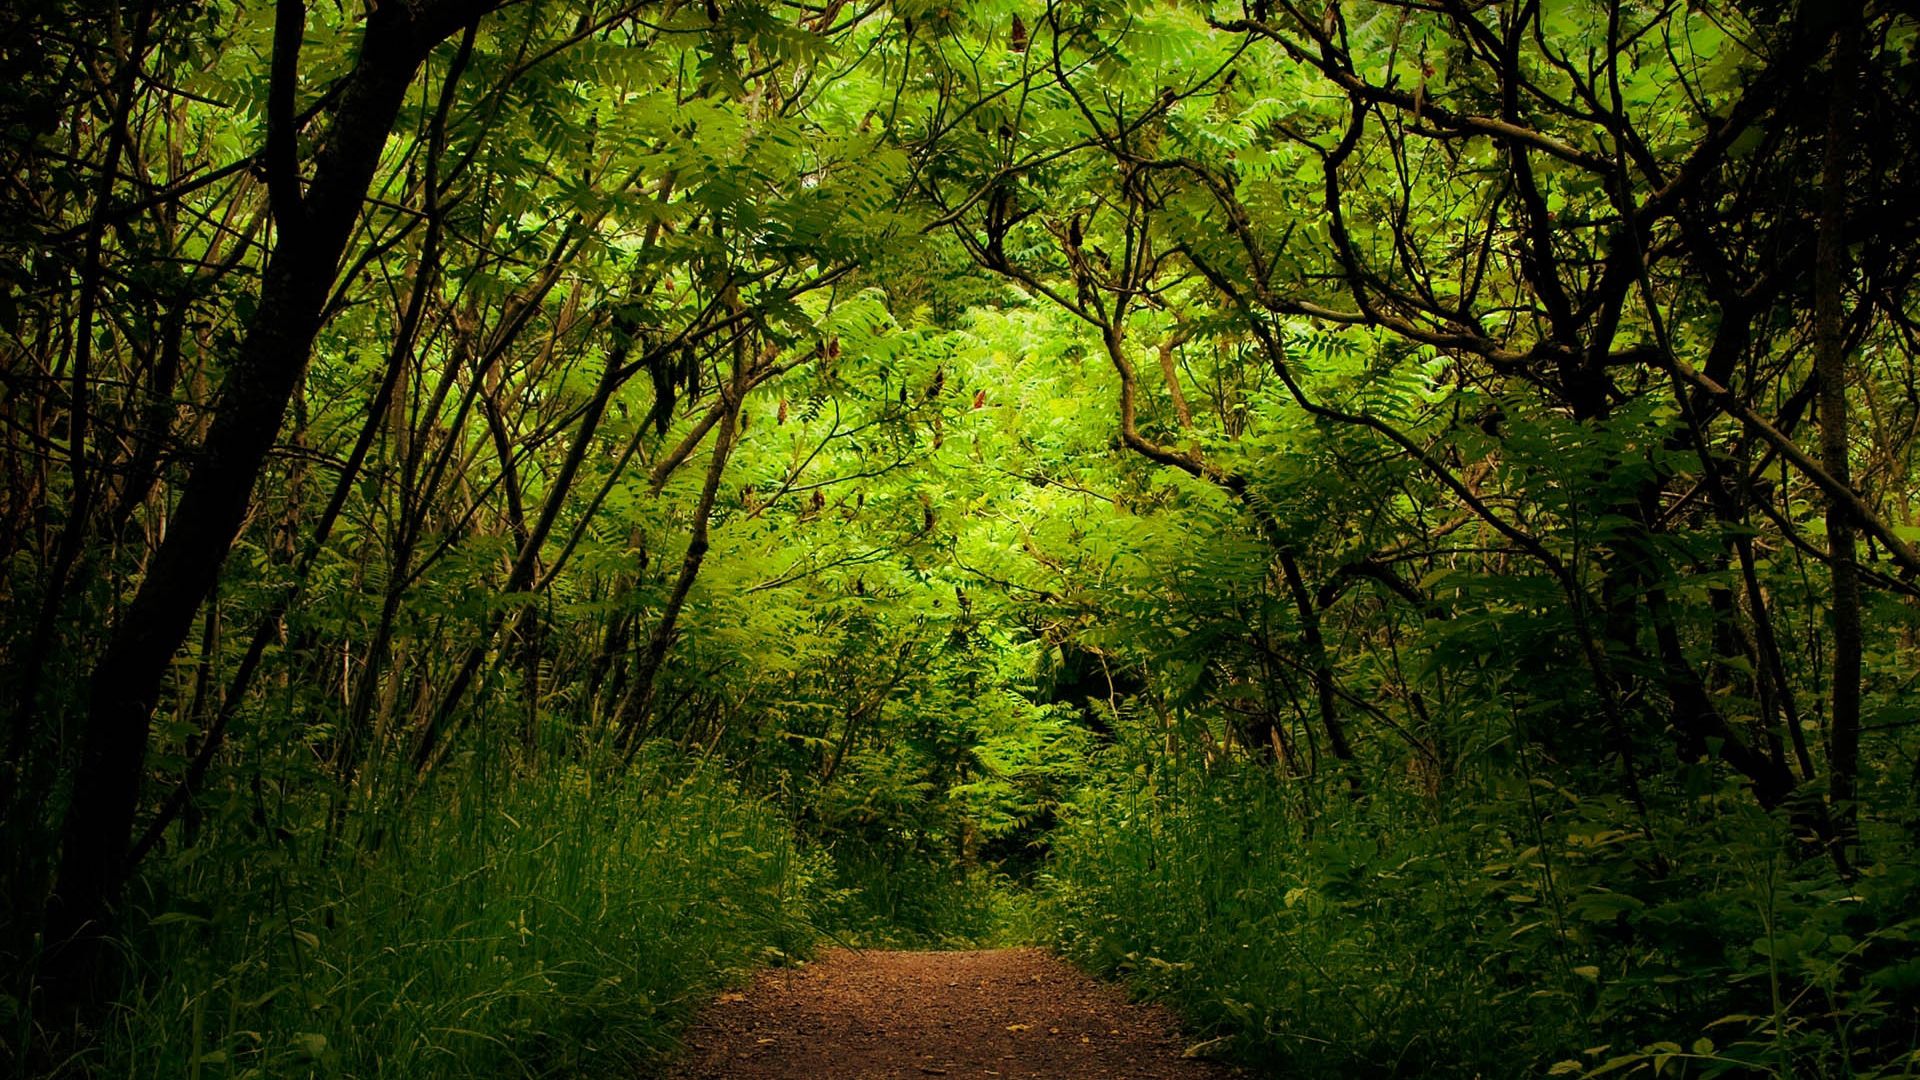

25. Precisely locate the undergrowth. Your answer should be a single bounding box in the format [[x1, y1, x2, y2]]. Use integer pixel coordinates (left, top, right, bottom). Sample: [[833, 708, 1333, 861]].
[[813, 847, 1040, 948], [34, 750, 817, 1079], [1047, 753, 1920, 1079]]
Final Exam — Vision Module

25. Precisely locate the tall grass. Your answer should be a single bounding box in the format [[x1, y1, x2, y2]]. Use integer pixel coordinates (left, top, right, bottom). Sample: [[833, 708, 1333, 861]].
[[58, 751, 817, 1079], [1047, 763, 1534, 1076], [1046, 756, 1920, 1078]]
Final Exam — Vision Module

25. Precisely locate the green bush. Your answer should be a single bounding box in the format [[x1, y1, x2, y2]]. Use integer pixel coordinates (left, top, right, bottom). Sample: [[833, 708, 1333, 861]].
[[1047, 754, 1920, 1079]]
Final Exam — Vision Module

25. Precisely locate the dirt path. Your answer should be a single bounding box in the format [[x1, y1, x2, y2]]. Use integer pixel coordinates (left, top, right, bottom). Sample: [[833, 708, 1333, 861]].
[[664, 947, 1242, 1079]]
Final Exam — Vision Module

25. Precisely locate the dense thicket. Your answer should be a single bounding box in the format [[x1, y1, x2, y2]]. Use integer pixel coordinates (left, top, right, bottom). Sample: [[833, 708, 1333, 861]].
[[2, 0, 1916, 1076]]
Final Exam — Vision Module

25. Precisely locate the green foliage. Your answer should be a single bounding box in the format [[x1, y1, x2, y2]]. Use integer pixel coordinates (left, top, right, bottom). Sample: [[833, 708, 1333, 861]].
[[1049, 746, 1920, 1079], [5, 0, 1920, 1076], [74, 753, 815, 1079]]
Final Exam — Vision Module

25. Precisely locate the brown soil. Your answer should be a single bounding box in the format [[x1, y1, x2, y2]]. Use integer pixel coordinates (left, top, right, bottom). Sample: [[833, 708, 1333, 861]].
[[663, 947, 1244, 1080]]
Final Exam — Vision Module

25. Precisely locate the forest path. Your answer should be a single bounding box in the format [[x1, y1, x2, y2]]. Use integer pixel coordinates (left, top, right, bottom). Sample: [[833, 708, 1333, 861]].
[[664, 947, 1244, 1079]]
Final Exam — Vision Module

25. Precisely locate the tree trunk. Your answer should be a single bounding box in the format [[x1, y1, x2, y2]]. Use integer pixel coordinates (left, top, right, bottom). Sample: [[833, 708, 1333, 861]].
[[617, 357, 747, 749], [45, 0, 492, 993], [1815, 14, 1863, 862], [1278, 551, 1360, 797]]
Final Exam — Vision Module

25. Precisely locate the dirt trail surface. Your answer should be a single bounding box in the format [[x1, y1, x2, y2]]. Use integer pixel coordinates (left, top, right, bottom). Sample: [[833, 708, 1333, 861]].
[[665, 947, 1242, 1080]]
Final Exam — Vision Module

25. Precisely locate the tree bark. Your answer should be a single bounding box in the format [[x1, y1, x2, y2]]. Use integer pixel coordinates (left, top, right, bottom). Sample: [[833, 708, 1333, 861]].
[[45, 0, 496, 989], [617, 355, 747, 748], [1279, 551, 1360, 797], [1815, 14, 1863, 861]]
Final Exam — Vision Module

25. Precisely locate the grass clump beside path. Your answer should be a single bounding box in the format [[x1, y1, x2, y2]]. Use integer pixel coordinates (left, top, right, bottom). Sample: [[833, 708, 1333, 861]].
[[1047, 755, 1920, 1080], [60, 752, 817, 1079]]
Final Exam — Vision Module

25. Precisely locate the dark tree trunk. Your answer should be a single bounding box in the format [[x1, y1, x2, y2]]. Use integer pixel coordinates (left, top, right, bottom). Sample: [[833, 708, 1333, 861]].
[[1815, 13, 1863, 862], [44, 0, 495, 996], [618, 360, 746, 749], [1278, 551, 1360, 798]]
